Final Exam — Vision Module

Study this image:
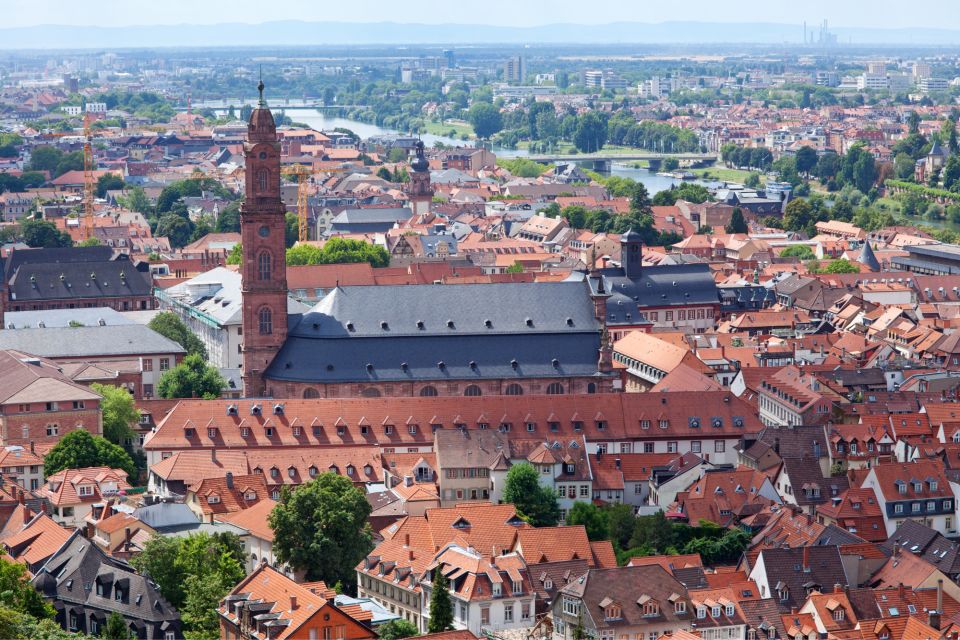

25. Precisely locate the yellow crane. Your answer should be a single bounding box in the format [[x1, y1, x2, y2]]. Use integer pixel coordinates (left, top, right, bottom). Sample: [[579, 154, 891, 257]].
[[282, 162, 356, 243], [282, 164, 312, 243], [81, 113, 96, 241]]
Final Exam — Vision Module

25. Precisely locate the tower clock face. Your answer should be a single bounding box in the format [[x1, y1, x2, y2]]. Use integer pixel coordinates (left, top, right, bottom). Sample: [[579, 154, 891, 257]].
[[258, 225, 270, 238]]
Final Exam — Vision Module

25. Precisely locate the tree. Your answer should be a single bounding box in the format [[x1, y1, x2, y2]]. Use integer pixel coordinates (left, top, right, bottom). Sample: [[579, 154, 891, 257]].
[[944, 155, 960, 191], [148, 311, 207, 358], [102, 611, 130, 639], [629, 511, 675, 554], [0, 555, 54, 620], [27, 146, 63, 173], [268, 473, 373, 586], [131, 532, 244, 638], [605, 503, 636, 551], [502, 462, 560, 527], [90, 383, 137, 445], [505, 261, 524, 274], [131, 535, 183, 606], [226, 243, 242, 265], [157, 353, 225, 399], [567, 502, 608, 541], [725, 207, 748, 234], [20, 219, 72, 248], [43, 430, 136, 479], [795, 146, 818, 176], [467, 103, 503, 139], [894, 153, 916, 181], [573, 112, 608, 154], [155, 213, 194, 248], [286, 237, 389, 268], [120, 185, 152, 213], [782, 198, 815, 233], [780, 245, 816, 259], [377, 619, 419, 640], [428, 568, 454, 633], [823, 258, 861, 274], [214, 202, 241, 233], [943, 118, 959, 155], [744, 172, 761, 188], [95, 174, 125, 198]]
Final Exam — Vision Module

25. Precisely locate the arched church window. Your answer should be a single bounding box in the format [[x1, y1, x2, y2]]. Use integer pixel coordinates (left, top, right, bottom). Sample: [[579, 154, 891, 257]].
[[258, 307, 273, 335], [258, 168, 269, 193], [257, 252, 272, 281]]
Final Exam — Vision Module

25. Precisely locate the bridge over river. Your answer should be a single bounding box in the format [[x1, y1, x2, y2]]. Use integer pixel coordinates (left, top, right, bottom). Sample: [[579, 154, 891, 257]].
[[523, 152, 719, 171]]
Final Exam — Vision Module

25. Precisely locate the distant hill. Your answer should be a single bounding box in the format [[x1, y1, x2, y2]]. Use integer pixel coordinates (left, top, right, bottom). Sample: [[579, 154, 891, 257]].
[[4, 20, 960, 49]]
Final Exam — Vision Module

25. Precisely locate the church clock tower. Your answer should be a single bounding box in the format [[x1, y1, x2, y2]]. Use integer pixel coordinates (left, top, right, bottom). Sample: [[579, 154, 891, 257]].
[[240, 80, 288, 397]]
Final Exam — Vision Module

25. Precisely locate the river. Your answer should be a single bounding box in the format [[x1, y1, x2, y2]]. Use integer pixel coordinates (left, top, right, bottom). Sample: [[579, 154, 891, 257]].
[[215, 108, 720, 195]]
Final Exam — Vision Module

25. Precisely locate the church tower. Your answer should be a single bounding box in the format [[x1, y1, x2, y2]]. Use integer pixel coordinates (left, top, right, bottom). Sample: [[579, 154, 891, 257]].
[[241, 79, 288, 397], [406, 140, 433, 217], [620, 228, 643, 280]]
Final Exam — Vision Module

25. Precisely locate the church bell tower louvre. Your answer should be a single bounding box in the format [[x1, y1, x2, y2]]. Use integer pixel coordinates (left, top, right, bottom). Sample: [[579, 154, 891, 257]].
[[240, 78, 288, 398]]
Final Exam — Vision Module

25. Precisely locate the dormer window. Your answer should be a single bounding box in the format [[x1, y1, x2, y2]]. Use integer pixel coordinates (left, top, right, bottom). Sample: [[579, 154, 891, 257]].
[[270, 468, 280, 478], [833, 609, 845, 621], [309, 466, 318, 477], [604, 605, 622, 620], [712, 606, 721, 618], [778, 587, 789, 602], [207, 494, 221, 504], [78, 484, 94, 497], [544, 578, 553, 590], [930, 481, 939, 491], [726, 604, 734, 616], [492, 582, 501, 597], [512, 580, 522, 594], [897, 481, 907, 494], [244, 491, 257, 501], [565, 464, 575, 474], [697, 606, 706, 619], [674, 601, 686, 614]]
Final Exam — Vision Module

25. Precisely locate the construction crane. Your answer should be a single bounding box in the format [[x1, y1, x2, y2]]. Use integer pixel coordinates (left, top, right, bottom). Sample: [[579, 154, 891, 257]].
[[81, 113, 96, 241], [282, 164, 312, 243]]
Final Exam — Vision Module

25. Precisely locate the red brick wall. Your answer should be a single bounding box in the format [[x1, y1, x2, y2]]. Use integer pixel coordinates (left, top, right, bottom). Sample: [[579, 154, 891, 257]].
[[266, 375, 612, 399], [0, 405, 102, 448]]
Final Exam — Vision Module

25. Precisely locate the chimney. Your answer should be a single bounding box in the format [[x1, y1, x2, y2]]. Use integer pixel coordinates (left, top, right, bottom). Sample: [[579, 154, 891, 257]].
[[897, 583, 905, 599], [938, 578, 944, 615], [615, 458, 622, 470], [29, 441, 34, 454], [404, 533, 410, 546], [211, 448, 217, 464], [289, 596, 298, 611], [802, 546, 810, 572], [404, 475, 413, 487], [929, 609, 941, 631], [22, 505, 31, 525], [833, 584, 843, 594], [17, 488, 24, 505], [226, 472, 234, 489], [774, 438, 781, 455], [40, 501, 46, 515], [409, 549, 415, 561]]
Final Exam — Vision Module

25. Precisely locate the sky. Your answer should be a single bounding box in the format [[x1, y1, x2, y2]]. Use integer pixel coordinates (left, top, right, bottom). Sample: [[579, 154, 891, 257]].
[[11, 0, 960, 30]]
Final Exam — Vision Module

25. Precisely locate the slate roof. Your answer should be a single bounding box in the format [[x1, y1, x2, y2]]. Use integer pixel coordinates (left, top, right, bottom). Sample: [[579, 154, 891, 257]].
[[3, 248, 151, 302], [266, 281, 603, 383], [582, 263, 719, 325], [754, 546, 847, 612], [0, 325, 186, 359], [32, 531, 180, 630], [3, 307, 136, 330], [880, 519, 960, 576]]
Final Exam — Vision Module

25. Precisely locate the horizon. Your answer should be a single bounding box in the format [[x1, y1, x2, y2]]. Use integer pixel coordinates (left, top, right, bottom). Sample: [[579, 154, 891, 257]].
[[11, 0, 960, 30]]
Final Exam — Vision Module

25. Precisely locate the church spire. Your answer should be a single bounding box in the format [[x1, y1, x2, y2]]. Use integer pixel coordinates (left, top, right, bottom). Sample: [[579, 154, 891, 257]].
[[257, 67, 265, 107]]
